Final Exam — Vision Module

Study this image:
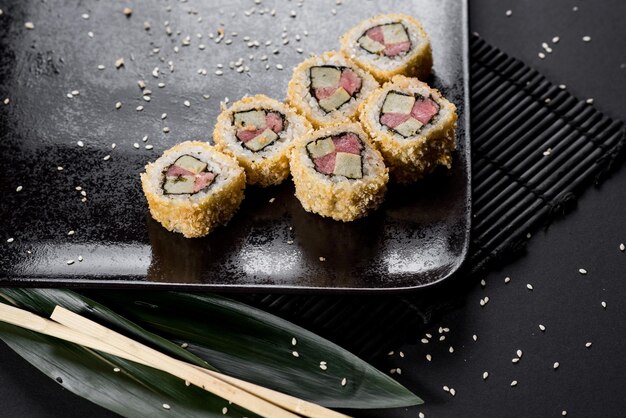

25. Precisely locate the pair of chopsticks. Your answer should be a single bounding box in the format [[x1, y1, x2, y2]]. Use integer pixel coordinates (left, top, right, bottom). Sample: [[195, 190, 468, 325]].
[[0, 302, 349, 418]]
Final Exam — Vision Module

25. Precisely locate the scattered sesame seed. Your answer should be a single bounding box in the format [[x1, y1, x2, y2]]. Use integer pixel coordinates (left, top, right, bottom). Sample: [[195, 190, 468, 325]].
[[399, 351, 405, 358], [573, 6, 578, 11], [111, 143, 116, 149], [66, 93, 73, 99], [527, 283, 534, 290], [505, 276, 511, 283], [142, 135, 148, 142], [538, 52, 546, 59], [341, 378, 347, 387], [162, 404, 170, 410], [115, 58, 125, 69], [562, 411, 567, 416], [511, 380, 518, 387], [275, 64, 284, 70], [419, 413, 425, 418], [16, 186, 23, 192], [123, 7, 133, 17], [161, 113, 167, 120], [292, 351, 299, 357], [421, 338, 429, 344], [585, 342, 592, 348], [552, 36, 560, 43], [291, 337, 297, 346], [539, 324, 546, 331], [601, 301, 607, 309], [512, 358, 520, 364], [57, 166, 64, 171], [67, 260, 75, 265], [7, 238, 14, 243], [480, 279, 486, 287], [582, 36, 591, 42], [181, 342, 189, 349], [222, 407, 228, 415], [78, 255, 83, 262], [103, 155, 111, 161], [24, 22, 35, 30], [439, 335, 446, 341], [215, 70, 224, 76], [88, 31, 94, 38], [517, 349, 523, 358], [543, 148, 552, 156], [115, 102, 122, 109], [449, 388, 456, 396], [505, 10, 512, 17], [136, 105, 144, 111], [620, 243, 625, 251], [158, 83, 166, 88], [184, 100, 191, 107], [472, 334, 478, 341], [3, 98, 9, 105], [553, 362, 560, 370], [319, 362, 327, 370], [145, 145, 154, 150], [579, 268, 588, 275], [81, 13, 89, 20], [319, 256, 326, 262], [426, 354, 432, 362], [559, 84, 567, 90], [67, 230, 75, 235], [143, 96, 151, 102], [269, 197, 276, 203], [586, 98, 594, 104], [443, 385, 450, 392], [133, 143, 140, 149], [113, 367, 120, 372], [483, 371, 489, 380]]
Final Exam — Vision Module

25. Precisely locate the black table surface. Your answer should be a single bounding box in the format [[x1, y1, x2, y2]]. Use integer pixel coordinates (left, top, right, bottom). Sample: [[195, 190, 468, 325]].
[[2, 0, 626, 417]]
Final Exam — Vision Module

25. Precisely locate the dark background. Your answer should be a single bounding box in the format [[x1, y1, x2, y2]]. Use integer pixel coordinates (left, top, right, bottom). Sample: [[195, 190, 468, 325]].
[[1, 0, 625, 417]]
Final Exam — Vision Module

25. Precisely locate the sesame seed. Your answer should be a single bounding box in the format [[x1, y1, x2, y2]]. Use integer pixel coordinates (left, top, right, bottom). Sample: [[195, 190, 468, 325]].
[[512, 358, 520, 364], [24, 22, 35, 30], [77, 141, 84, 147], [158, 83, 165, 88], [67, 230, 75, 236], [553, 362, 560, 370], [552, 36, 560, 43], [143, 96, 151, 102], [505, 276, 511, 283], [78, 255, 83, 262], [419, 413, 425, 418], [81, 13, 89, 20], [275, 64, 284, 70], [511, 380, 518, 387], [505, 9, 512, 16], [562, 411, 567, 416], [16, 186, 23, 192], [57, 166, 64, 171], [601, 301, 607, 309], [215, 70, 224, 76], [539, 324, 546, 331], [472, 334, 478, 341], [292, 351, 299, 357], [136, 106, 144, 111], [145, 145, 153, 150], [161, 113, 167, 120], [421, 338, 429, 344], [426, 354, 432, 361], [113, 367, 120, 372], [111, 143, 116, 149], [115, 58, 125, 69], [222, 407, 228, 415], [67, 260, 75, 265], [162, 404, 170, 410], [291, 337, 297, 346], [184, 100, 190, 107], [103, 155, 111, 161], [115, 102, 122, 109], [7, 238, 14, 243], [538, 52, 546, 59], [133, 143, 140, 149], [527, 283, 533, 290], [443, 386, 450, 392], [439, 335, 446, 341], [66, 93, 73, 99], [3, 98, 9, 105], [586, 98, 594, 104], [142, 135, 148, 142], [181, 342, 188, 348], [319, 362, 327, 370], [449, 388, 456, 396], [517, 349, 523, 358], [480, 279, 486, 287], [319, 256, 326, 262], [341, 378, 347, 387], [585, 342, 592, 348], [619, 243, 625, 251], [582, 36, 591, 42], [87, 31, 94, 38], [483, 371, 489, 380], [123, 7, 133, 17], [559, 84, 567, 90], [578, 268, 588, 275], [543, 148, 552, 156]]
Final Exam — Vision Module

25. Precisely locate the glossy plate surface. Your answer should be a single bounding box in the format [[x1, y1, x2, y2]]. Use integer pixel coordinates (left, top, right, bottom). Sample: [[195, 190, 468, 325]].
[[0, 0, 470, 291]]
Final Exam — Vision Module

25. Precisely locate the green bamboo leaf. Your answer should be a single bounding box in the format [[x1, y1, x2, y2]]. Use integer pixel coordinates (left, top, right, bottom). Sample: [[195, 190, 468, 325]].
[[87, 291, 423, 409], [0, 321, 257, 418]]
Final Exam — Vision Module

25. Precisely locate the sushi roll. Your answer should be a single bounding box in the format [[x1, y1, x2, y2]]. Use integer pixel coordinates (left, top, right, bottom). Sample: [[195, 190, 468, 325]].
[[287, 51, 378, 128], [289, 122, 388, 222], [340, 14, 432, 83], [213, 95, 312, 187], [359, 75, 457, 184], [141, 141, 246, 238]]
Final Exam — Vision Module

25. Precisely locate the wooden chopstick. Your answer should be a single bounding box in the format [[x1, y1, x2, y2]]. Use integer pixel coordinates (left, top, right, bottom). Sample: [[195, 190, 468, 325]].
[[0, 303, 297, 418], [51, 306, 350, 418]]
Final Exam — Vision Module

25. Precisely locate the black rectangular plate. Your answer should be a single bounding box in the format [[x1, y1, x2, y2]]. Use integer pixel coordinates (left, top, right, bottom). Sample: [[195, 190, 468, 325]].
[[0, 0, 470, 292]]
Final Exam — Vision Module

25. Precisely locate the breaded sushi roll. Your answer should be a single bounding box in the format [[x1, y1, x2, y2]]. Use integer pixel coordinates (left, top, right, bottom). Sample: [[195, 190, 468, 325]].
[[340, 14, 432, 83], [287, 51, 378, 128], [213, 95, 312, 187], [290, 122, 388, 222], [141, 141, 246, 238], [359, 75, 457, 184]]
